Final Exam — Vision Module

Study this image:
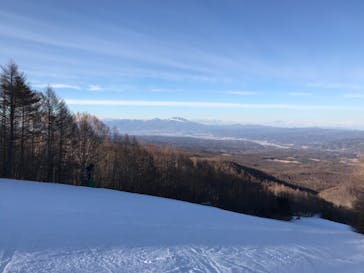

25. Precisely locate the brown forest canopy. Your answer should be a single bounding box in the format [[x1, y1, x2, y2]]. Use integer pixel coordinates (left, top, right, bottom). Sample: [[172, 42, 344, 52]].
[[0, 61, 362, 231]]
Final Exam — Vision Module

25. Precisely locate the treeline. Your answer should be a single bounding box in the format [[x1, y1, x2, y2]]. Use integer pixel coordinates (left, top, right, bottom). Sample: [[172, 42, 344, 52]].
[[0, 61, 361, 230]]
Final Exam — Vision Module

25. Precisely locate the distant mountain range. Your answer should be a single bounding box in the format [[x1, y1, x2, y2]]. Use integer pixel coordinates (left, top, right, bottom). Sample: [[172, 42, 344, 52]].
[[104, 117, 364, 153]]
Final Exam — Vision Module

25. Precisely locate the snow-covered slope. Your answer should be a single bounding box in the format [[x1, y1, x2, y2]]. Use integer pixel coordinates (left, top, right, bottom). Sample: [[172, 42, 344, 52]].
[[0, 179, 363, 273]]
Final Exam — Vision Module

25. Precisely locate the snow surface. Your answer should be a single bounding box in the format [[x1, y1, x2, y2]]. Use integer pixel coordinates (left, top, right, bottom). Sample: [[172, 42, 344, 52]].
[[0, 179, 363, 273]]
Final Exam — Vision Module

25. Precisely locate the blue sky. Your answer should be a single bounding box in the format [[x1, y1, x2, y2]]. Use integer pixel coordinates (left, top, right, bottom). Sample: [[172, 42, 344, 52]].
[[1, 0, 364, 127]]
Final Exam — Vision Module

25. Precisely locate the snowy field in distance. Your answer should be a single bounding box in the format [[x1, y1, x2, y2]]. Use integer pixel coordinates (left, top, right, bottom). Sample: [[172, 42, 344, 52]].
[[0, 179, 364, 273]]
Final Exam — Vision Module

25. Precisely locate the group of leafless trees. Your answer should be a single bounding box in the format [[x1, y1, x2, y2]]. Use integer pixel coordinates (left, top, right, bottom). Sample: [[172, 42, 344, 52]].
[[0, 61, 362, 231], [0, 62, 103, 184]]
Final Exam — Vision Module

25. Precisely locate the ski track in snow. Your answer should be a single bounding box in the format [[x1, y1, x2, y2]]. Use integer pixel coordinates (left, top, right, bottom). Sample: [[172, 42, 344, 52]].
[[1, 179, 364, 273], [2, 245, 364, 273]]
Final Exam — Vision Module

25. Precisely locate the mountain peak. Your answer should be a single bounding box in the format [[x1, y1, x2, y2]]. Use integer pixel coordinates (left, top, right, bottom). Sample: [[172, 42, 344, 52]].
[[169, 117, 189, 122]]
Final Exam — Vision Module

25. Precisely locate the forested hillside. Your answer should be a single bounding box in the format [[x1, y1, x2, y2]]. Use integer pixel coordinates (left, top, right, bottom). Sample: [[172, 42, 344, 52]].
[[0, 61, 361, 231]]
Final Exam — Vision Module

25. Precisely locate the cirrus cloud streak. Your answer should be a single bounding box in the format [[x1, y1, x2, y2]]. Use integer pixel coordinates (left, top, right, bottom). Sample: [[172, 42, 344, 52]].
[[65, 99, 363, 111]]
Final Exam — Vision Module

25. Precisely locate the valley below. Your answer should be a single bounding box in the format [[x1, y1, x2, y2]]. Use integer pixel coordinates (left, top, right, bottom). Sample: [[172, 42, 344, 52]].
[[106, 118, 364, 209]]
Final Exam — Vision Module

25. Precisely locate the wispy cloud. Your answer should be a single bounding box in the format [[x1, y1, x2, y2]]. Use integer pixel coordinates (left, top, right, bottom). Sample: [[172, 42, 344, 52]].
[[344, 93, 364, 99], [33, 83, 81, 90], [33, 83, 108, 92], [149, 88, 178, 93], [65, 99, 363, 111], [51, 84, 81, 90], [0, 11, 223, 77], [88, 85, 103, 91], [226, 91, 260, 96], [307, 82, 364, 90], [0, 10, 326, 84], [288, 92, 312, 97]]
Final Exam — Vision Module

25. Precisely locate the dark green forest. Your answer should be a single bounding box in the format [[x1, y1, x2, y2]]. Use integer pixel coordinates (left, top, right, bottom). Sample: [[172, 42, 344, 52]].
[[1, 61, 363, 232]]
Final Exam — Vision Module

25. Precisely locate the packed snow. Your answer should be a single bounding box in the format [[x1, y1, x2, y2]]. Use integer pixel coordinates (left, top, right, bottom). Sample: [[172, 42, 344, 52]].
[[0, 179, 363, 273]]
